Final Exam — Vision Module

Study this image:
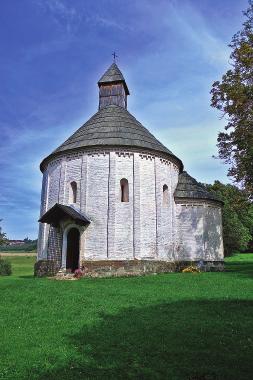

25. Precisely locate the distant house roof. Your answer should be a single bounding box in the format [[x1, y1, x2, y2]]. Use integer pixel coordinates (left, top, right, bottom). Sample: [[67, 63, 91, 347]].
[[40, 104, 183, 171], [39, 204, 90, 226], [98, 62, 130, 94], [174, 171, 223, 204]]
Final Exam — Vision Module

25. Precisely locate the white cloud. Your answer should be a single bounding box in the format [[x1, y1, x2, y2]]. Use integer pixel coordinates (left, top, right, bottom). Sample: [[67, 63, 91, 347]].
[[166, 1, 230, 66], [34, 0, 82, 34]]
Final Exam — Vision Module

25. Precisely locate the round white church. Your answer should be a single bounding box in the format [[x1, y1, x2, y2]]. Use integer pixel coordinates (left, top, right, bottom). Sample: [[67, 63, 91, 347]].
[[35, 62, 224, 277]]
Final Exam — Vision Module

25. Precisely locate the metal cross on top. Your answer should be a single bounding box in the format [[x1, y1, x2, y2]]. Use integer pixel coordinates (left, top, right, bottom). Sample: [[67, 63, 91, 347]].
[[112, 51, 118, 62]]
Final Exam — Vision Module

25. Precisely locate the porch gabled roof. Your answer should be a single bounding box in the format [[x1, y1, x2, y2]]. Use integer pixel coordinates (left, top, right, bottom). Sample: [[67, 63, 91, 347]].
[[39, 203, 90, 226]]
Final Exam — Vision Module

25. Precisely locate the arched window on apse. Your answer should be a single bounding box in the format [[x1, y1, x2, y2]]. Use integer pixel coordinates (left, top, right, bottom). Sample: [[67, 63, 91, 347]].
[[120, 178, 129, 202], [163, 184, 169, 206], [69, 181, 77, 204]]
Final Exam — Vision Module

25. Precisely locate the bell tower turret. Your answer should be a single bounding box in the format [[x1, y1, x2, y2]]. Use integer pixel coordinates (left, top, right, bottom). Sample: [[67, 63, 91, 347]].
[[98, 62, 129, 110]]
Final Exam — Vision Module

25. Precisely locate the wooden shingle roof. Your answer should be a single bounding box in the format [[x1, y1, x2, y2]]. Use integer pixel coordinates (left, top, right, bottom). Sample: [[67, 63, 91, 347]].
[[39, 204, 90, 226], [40, 104, 183, 171], [174, 171, 223, 204], [98, 63, 130, 94]]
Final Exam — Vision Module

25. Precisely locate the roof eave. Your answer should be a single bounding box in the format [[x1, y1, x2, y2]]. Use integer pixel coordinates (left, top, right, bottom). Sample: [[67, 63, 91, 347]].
[[40, 145, 183, 173], [174, 196, 224, 206], [38, 203, 91, 225]]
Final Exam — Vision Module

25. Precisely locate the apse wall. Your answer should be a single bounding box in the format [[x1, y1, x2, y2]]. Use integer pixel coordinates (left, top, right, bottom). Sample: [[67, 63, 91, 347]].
[[37, 149, 180, 263], [175, 202, 223, 261]]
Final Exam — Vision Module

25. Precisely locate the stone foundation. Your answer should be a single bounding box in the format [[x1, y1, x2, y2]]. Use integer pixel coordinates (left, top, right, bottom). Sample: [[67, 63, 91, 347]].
[[81, 259, 224, 277], [34, 259, 224, 277], [34, 260, 61, 277]]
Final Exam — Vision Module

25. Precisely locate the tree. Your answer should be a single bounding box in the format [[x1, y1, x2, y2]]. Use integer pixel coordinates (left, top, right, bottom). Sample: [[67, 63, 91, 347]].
[[205, 181, 253, 256], [210, 1, 253, 198], [0, 220, 7, 246]]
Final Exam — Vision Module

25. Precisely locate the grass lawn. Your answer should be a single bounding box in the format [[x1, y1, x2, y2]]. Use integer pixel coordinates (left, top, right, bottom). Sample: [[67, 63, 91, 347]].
[[0, 254, 252, 380]]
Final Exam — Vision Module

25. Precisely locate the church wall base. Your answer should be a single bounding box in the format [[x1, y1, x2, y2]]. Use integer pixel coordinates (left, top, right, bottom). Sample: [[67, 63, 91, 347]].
[[34, 260, 61, 277], [34, 259, 224, 277], [80, 259, 224, 277]]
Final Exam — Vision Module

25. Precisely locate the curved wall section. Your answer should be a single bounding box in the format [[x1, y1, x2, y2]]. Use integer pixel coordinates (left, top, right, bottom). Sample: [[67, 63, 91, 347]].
[[37, 149, 180, 263]]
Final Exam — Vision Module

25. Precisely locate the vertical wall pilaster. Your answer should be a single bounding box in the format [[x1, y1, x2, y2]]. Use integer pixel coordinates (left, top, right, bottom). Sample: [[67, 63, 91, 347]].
[[155, 157, 161, 258], [107, 152, 116, 258], [80, 154, 88, 213], [133, 153, 141, 258], [80, 154, 88, 260], [171, 164, 179, 259], [58, 159, 66, 204]]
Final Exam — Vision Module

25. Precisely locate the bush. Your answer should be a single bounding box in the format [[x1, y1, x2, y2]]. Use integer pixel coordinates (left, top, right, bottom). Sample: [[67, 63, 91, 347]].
[[0, 256, 12, 276]]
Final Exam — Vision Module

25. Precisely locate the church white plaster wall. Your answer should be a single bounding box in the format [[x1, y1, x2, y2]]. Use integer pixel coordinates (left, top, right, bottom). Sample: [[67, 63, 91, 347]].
[[80, 154, 88, 214], [133, 153, 141, 257], [37, 150, 182, 263], [155, 159, 177, 260], [107, 152, 116, 258], [113, 153, 134, 258], [38, 149, 225, 266], [65, 158, 82, 207], [176, 203, 223, 261], [176, 204, 204, 260], [38, 163, 59, 260], [139, 155, 157, 258], [170, 164, 180, 255], [40, 161, 61, 260], [58, 159, 66, 204], [84, 153, 109, 259], [47, 161, 61, 209], [203, 205, 224, 260]]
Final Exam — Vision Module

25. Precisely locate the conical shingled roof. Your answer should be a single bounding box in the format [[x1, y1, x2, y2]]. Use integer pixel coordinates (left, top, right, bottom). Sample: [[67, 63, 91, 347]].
[[98, 63, 130, 94], [174, 171, 223, 204], [40, 105, 183, 170]]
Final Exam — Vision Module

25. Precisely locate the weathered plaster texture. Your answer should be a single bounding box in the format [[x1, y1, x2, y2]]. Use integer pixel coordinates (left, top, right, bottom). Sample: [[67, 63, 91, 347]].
[[176, 202, 223, 261], [37, 148, 224, 272]]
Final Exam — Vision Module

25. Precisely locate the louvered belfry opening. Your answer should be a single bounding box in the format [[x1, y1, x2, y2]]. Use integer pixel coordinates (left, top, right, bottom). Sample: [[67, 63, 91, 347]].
[[99, 83, 127, 109], [98, 62, 129, 110]]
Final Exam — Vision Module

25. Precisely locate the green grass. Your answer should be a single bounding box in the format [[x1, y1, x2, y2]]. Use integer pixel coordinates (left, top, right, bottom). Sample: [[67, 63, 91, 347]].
[[0, 254, 252, 380]]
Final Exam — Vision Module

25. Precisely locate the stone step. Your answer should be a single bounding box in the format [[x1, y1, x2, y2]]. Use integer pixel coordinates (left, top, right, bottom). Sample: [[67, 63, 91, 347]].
[[55, 271, 77, 280]]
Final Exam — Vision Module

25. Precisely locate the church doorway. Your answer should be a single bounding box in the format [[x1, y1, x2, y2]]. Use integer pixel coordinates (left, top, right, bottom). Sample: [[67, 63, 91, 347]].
[[66, 228, 80, 273]]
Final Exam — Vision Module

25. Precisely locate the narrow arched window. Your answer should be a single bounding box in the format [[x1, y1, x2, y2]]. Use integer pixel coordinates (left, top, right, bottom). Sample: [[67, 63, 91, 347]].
[[120, 178, 129, 202], [69, 181, 77, 204], [163, 184, 168, 206]]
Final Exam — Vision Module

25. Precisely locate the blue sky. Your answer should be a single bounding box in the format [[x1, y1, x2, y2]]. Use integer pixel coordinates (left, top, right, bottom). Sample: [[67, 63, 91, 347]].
[[0, 0, 249, 239]]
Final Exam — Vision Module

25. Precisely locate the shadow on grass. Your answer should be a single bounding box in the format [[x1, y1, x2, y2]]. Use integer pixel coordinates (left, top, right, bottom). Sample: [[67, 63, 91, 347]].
[[225, 260, 253, 278], [18, 275, 35, 279], [30, 299, 253, 380]]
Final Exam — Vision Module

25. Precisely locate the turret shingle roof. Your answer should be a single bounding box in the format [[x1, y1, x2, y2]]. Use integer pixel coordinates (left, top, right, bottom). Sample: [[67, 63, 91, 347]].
[[98, 63, 130, 94]]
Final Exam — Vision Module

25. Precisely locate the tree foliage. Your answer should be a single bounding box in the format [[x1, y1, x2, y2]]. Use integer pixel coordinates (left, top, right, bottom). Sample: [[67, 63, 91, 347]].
[[0, 220, 7, 246], [210, 1, 253, 197], [205, 181, 253, 256]]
